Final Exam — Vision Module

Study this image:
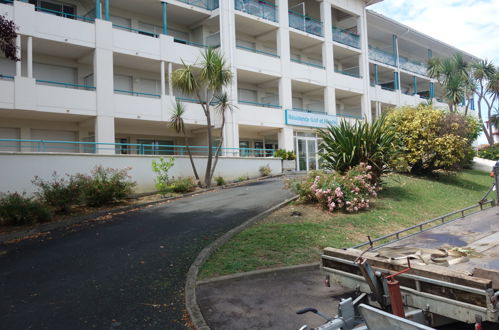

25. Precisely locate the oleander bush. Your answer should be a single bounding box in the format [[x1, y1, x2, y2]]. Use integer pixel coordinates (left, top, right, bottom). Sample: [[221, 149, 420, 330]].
[[274, 149, 296, 160], [292, 163, 379, 213], [32, 173, 83, 214], [76, 166, 136, 207], [385, 105, 482, 174], [0, 192, 52, 226]]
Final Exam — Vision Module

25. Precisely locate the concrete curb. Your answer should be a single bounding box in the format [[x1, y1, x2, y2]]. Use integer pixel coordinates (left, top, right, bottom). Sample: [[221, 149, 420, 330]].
[[196, 262, 320, 286], [0, 174, 284, 245], [185, 194, 300, 330]]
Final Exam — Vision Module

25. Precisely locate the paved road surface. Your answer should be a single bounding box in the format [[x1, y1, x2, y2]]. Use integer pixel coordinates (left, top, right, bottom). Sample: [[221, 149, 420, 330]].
[[0, 177, 294, 330]]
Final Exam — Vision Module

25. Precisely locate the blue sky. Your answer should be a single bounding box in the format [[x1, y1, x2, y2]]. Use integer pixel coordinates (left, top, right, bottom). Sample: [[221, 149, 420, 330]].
[[370, 0, 499, 144]]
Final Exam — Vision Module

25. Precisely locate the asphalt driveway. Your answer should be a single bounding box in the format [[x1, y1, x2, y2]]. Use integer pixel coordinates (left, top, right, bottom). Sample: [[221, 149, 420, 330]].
[[0, 177, 294, 330]]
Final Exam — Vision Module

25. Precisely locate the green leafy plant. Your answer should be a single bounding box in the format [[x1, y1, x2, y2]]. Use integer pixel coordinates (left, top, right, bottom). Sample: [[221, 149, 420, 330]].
[[236, 176, 249, 182], [0, 192, 52, 226], [214, 176, 225, 186], [167, 177, 196, 194], [259, 165, 272, 177], [318, 117, 396, 182], [292, 163, 379, 213], [273, 149, 296, 160], [32, 172, 82, 214], [76, 166, 136, 207], [152, 157, 175, 193], [385, 105, 481, 174], [478, 144, 499, 160]]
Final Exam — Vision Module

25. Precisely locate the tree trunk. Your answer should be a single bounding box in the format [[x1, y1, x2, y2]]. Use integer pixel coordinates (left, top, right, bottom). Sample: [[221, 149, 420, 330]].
[[184, 135, 200, 183], [205, 110, 213, 187], [210, 113, 226, 180]]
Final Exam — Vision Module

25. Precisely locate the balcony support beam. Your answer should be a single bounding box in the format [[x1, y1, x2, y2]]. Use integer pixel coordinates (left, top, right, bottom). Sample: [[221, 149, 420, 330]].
[[413, 76, 417, 95], [162, 2, 168, 35], [393, 72, 399, 90], [374, 64, 379, 85], [160, 61, 166, 97]]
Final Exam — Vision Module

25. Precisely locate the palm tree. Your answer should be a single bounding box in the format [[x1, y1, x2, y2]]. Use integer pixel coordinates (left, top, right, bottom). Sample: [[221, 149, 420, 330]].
[[169, 100, 200, 183], [172, 48, 232, 187], [210, 92, 237, 180], [427, 53, 470, 112], [471, 60, 498, 145]]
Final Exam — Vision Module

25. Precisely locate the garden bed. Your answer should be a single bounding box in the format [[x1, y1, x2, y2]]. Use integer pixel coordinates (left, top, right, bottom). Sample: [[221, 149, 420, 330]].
[[199, 170, 492, 279]]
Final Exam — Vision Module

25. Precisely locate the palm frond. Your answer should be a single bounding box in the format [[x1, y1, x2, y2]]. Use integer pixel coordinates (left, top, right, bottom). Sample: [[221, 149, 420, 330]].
[[169, 100, 186, 134]]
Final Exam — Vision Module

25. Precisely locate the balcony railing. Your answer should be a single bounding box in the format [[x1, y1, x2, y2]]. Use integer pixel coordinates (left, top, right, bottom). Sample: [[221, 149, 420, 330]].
[[332, 26, 360, 49], [288, 10, 323, 37], [292, 107, 325, 114], [236, 45, 279, 58], [0, 139, 274, 157], [113, 24, 159, 38], [36, 79, 96, 91], [334, 67, 361, 78], [176, 0, 219, 10], [235, 0, 278, 23], [0, 74, 14, 81], [114, 89, 161, 98], [34, 5, 95, 23], [174, 38, 217, 48], [399, 56, 428, 76], [368, 46, 396, 67], [239, 100, 281, 108], [291, 58, 324, 69]]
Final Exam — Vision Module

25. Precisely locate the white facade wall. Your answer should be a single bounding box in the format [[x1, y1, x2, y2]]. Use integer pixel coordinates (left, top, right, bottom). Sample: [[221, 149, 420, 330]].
[[0, 153, 282, 194], [0, 0, 478, 170]]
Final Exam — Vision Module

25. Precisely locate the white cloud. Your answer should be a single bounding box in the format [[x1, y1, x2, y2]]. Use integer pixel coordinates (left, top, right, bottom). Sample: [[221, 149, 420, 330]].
[[370, 0, 499, 62]]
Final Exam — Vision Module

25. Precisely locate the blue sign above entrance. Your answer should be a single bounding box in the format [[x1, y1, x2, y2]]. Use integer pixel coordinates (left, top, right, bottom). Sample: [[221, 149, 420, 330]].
[[284, 109, 337, 128]]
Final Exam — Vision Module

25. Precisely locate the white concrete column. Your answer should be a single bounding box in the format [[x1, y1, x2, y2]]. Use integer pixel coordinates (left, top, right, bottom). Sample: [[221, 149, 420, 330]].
[[277, 0, 292, 110], [359, 9, 372, 122], [94, 19, 115, 153], [321, 2, 336, 116], [27, 36, 33, 78], [278, 127, 294, 151], [15, 35, 21, 76], [324, 86, 336, 116]]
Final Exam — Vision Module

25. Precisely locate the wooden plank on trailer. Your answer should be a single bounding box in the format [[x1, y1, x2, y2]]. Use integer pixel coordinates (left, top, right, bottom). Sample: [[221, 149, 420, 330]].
[[473, 268, 499, 290], [322, 247, 492, 290]]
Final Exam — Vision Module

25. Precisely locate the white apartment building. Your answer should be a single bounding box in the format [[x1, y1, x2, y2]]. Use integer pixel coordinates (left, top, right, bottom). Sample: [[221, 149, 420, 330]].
[[0, 0, 478, 171]]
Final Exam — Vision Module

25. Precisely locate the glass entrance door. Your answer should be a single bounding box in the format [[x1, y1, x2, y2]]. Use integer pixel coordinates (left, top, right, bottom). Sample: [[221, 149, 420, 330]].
[[296, 137, 318, 171]]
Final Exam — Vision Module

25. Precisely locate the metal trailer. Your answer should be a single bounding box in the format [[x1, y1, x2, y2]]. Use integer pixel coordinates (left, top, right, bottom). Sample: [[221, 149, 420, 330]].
[[317, 167, 499, 329]]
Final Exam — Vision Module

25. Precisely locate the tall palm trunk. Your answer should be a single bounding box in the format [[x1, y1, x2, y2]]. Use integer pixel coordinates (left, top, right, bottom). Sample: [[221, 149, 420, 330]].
[[205, 110, 213, 187], [184, 136, 200, 182], [210, 113, 226, 180]]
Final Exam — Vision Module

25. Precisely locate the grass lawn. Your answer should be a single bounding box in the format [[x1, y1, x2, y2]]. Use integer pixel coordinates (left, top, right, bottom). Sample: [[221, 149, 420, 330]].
[[199, 170, 493, 279]]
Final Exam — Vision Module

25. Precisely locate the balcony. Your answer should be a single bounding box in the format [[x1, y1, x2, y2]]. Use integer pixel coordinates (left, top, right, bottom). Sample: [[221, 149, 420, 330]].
[[399, 56, 428, 76], [236, 45, 279, 58], [176, 0, 219, 10], [332, 26, 360, 49], [368, 46, 396, 67], [235, 0, 278, 23], [288, 11, 323, 37], [291, 58, 324, 69], [238, 100, 281, 109], [335, 68, 361, 79]]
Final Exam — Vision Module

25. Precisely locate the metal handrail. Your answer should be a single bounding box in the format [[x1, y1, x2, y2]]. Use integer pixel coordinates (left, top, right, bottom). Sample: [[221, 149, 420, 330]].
[[176, 0, 219, 10], [36, 79, 96, 90], [334, 68, 361, 78], [351, 198, 495, 250], [113, 24, 159, 38], [0, 74, 15, 80], [236, 45, 279, 58], [114, 89, 161, 98], [239, 99, 281, 108], [234, 0, 278, 23], [35, 6, 95, 22], [174, 38, 216, 48], [291, 58, 324, 69]]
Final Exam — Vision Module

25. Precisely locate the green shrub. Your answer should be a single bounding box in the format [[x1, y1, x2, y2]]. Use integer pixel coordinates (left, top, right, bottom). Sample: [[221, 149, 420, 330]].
[[167, 177, 196, 193], [259, 165, 272, 176], [478, 144, 499, 161], [237, 176, 249, 182], [215, 176, 225, 186], [292, 163, 378, 213], [318, 116, 395, 182], [32, 173, 82, 214], [385, 105, 481, 174], [273, 149, 296, 160], [152, 157, 175, 192], [0, 193, 52, 226], [77, 166, 136, 207]]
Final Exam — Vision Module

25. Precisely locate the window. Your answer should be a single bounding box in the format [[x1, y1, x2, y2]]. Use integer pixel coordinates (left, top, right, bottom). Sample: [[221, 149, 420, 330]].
[[110, 15, 131, 28], [136, 78, 161, 96], [29, 0, 76, 19], [31, 129, 77, 153], [34, 62, 76, 85], [137, 140, 174, 155], [238, 88, 257, 103], [239, 140, 250, 157], [0, 128, 20, 152], [115, 138, 128, 155], [114, 75, 133, 92], [138, 22, 161, 37]]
